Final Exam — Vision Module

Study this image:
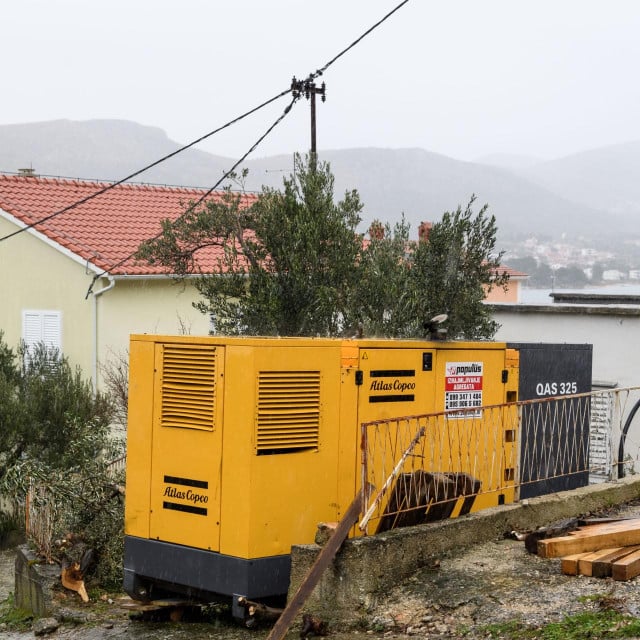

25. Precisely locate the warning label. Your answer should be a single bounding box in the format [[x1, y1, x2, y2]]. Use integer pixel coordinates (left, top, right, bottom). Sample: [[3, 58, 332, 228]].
[[445, 361, 483, 417]]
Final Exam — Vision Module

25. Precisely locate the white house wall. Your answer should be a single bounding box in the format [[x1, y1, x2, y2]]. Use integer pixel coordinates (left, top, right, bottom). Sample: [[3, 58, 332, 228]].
[[97, 278, 210, 386], [0, 215, 95, 376], [0, 215, 211, 390], [491, 304, 640, 389], [491, 303, 640, 474]]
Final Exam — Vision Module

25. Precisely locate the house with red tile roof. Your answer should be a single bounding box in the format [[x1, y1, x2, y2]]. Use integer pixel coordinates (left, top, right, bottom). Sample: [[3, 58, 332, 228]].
[[0, 173, 256, 388], [0, 173, 528, 389], [417, 220, 528, 303], [484, 264, 529, 303]]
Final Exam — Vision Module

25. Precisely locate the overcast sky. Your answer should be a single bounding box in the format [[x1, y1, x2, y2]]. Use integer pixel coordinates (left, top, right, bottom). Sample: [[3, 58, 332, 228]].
[[4, 0, 640, 163]]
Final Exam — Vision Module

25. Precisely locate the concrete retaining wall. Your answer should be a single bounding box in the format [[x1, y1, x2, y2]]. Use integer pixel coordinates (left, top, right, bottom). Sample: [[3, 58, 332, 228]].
[[14, 544, 60, 618], [289, 476, 640, 625]]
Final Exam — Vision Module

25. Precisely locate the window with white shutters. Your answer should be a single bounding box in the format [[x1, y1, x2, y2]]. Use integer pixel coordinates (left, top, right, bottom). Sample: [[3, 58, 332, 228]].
[[22, 310, 62, 354]]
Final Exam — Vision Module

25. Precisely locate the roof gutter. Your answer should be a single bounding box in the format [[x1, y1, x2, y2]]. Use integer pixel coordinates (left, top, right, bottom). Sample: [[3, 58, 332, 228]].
[[91, 275, 116, 388]]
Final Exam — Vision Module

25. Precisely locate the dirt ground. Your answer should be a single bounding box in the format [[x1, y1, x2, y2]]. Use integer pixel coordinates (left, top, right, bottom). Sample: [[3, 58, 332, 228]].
[[4, 504, 640, 639]]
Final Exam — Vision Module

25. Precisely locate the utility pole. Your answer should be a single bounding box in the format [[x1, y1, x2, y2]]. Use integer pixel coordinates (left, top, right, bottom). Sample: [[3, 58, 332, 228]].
[[291, 76, 326, 157]]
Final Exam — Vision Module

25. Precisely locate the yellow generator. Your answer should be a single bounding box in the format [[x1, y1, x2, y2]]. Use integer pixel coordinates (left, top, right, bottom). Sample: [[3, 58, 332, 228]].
[[124, 335, 519, 619]]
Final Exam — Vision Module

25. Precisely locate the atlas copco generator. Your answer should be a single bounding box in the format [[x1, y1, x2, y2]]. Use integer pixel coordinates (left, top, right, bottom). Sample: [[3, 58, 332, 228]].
[[123, 334, 522, 618]]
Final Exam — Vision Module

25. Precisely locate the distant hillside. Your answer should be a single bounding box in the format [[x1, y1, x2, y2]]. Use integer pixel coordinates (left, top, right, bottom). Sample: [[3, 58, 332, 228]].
[[519, 140, 640, 219], [0, 119, 631, 242], [244, 149, 619, 241], [473, 153, 543, 171], [0, 119, 235, 188]]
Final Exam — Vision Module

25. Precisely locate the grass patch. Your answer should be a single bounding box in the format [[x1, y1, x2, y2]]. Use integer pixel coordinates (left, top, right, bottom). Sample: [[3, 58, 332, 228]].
[[0, 593, 33, 631], [478, 611, 640, 639], [539, 610, 640, 639]]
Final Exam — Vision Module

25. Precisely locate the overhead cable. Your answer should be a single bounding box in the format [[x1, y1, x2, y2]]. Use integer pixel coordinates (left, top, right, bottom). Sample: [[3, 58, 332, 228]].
[[311, 0, 411, 80], [0, 88, 292, 243], [1, 0, 412, 245], [85, 94, 300, 298]]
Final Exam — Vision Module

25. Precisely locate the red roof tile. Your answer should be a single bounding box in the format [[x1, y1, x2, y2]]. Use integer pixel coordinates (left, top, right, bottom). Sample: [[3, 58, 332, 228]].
[[0, 174, 257, 276], [492, 265, 528, 278]]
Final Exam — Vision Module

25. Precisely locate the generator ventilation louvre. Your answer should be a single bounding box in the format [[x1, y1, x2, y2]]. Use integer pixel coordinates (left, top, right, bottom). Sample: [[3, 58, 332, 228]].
[[256, 371, 321, 453], [161, 344, 217, 431]]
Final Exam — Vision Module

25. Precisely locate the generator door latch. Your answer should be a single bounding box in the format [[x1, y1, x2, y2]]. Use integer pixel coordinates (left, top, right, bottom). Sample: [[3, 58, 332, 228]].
[[355, 370, 364, 386], [501, 369, 509, 383]]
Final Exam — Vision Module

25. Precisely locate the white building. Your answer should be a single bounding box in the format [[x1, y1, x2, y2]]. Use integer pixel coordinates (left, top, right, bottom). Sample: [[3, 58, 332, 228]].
[[490, 295, 640, 478]]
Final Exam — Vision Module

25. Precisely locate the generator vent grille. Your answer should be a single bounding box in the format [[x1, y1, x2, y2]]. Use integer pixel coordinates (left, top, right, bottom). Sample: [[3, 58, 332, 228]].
[[256, 371, 321, 453], [161, 344, 217, 431]]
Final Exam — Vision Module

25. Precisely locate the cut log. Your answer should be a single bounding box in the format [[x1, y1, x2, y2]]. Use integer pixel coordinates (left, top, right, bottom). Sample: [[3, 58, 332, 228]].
[[612, 548, 640, 581], [237, 597, 284, 621], [61, 563, 89, 603], [315, 522, 338, 546]]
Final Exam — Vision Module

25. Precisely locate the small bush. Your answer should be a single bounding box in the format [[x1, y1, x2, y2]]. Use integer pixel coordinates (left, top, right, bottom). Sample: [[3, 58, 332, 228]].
[[0, 333, 122, 588]]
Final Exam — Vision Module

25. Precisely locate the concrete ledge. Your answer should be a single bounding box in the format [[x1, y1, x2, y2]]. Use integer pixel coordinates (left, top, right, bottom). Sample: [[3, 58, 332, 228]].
[[288, 476, 640, 625], [14, 545, 60, 618]]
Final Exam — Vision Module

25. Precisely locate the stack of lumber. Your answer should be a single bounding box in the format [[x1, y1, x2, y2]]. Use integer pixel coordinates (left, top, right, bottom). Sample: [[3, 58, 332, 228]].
[[537, 518, 640, 581]]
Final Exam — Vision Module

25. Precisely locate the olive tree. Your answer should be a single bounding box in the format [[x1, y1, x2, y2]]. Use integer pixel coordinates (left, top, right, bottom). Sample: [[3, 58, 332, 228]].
[[138, 156, 507, 340], [138, 154, 363, 336]]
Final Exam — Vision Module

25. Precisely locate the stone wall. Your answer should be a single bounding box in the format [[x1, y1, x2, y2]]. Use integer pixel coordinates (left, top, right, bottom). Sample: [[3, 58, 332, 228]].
[[14, 545, 59, 618], [289, 476, 640, 625]]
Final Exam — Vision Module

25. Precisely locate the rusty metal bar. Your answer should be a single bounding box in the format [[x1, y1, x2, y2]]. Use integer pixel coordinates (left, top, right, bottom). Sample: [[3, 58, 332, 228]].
[[359, 425, 425, 532], [266, 489, 363, 640]]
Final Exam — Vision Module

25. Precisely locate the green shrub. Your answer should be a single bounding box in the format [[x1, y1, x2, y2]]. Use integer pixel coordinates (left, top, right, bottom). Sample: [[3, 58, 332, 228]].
[[0, 332, 122, 588]]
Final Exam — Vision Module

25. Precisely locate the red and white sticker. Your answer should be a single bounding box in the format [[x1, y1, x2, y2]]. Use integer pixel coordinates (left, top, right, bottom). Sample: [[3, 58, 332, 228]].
[[445, 362, 483, 417]]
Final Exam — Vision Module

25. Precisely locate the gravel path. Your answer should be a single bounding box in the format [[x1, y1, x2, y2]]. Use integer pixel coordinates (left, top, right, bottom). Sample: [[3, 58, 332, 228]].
[[0, 547, 15, 602]]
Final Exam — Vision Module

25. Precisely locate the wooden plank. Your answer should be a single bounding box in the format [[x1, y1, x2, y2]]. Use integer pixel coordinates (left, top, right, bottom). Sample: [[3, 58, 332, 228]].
[[538, 528, 640, 558], [561, 552, 591, 576], [612, 549, 640, 581], [592, 546, 640, 578], [577, 548, 620, 577], [580, 517, 640, 526], [567, 520, 640, 538], [266, 489, 363, 640]]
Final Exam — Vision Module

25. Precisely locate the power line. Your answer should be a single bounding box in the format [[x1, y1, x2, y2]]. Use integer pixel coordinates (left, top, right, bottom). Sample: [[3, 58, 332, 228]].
[[0, 87, 292, 243], [311, 0, 411, 80], [85, 94, 300, 298], [293, 0, 411, 154], [2, 0, 412, 264]]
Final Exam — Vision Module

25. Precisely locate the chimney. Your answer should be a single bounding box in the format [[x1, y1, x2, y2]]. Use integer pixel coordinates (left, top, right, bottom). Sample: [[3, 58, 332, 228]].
[[418, 221, 432, 243], [368, 220, 385, 240], [17, 167, 37, 177]]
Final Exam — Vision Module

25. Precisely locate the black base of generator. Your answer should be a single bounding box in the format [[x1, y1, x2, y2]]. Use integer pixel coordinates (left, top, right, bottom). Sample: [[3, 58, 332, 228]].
[[123, 536, 291, 621]]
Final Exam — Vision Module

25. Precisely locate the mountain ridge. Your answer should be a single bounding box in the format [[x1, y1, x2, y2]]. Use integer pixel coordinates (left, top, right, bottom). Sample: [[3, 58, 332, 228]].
[[0, 119, 635, 242]]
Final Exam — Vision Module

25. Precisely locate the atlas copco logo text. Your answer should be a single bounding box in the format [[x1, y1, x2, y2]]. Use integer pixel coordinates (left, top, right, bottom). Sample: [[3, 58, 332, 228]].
[[446, 363, 483, 376], [163, 486, 208, 505], [369, 379, 416, 392]]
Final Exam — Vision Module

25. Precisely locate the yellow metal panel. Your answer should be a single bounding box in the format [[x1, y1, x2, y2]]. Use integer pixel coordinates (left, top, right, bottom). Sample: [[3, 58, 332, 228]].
[[356, 344, 521, 529], [357, 347, 438, 423], [148, 343, 224, 551], [126, 336, 521, 560], [217, 345, 253, 559], [124, 339, 155, 538], [218, 343, 344, 559], [433, 346, 519, 512], [337, 364, 361, 538]]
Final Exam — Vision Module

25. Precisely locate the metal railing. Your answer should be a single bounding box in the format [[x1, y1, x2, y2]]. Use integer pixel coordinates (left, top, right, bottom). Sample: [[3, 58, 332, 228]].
[[24, 454, 126, 562], [359, 387, 640, 535]]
